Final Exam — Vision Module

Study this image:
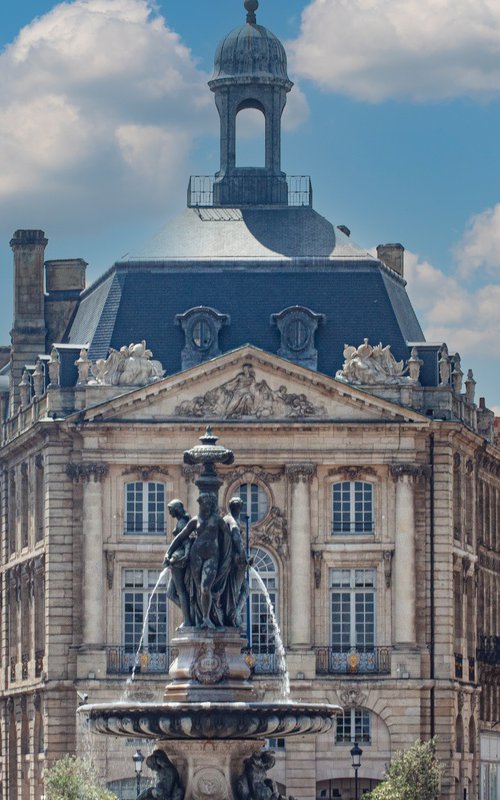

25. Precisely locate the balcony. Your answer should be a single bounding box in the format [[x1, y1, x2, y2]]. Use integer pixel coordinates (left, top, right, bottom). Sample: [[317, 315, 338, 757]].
[[106, 646, 176, 675], [106, 646, 282, 676], [187, 175, 313, 208], [477, 636, 500, 665], [315, 647, 391, 675]]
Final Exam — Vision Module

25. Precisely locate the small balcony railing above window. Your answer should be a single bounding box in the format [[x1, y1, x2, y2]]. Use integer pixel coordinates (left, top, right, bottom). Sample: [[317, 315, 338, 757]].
[[315, 646, 391, 675], [106, 646, 175, 675], [187, 175, 313, 208]]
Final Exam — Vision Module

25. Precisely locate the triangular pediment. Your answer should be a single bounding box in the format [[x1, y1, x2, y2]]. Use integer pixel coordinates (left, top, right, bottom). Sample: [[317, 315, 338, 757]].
[[74, 346, 428, 424]]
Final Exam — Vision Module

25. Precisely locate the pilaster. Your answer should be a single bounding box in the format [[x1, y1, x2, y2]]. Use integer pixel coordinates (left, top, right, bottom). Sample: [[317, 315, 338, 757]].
[[286, 464, 315, 653]]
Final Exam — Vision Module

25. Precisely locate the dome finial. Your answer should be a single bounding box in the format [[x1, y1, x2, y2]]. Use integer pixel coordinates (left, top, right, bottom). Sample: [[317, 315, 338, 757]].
[[245, 0, 259, 24]]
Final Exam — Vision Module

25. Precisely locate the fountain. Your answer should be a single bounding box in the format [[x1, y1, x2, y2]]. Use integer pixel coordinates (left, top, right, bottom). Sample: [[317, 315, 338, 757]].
[[79, 428, 340, 800]]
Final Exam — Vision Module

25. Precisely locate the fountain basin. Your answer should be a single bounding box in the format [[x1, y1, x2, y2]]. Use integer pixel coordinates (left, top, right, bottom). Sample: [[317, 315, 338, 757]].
[[79, 701, 340, 740]]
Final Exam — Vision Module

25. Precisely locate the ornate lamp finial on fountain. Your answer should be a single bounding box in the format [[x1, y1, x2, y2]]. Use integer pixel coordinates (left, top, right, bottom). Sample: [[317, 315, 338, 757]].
[[184, 425, 234, 500], [244, 0, 259, 24]]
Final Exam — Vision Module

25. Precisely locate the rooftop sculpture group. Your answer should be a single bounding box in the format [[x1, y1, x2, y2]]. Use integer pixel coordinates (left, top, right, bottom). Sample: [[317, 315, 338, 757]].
[[336, 338, 414, 386]]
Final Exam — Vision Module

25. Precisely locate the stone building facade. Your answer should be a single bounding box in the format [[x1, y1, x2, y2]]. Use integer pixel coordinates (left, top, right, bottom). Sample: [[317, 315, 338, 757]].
[[0, 3, 499, 800]]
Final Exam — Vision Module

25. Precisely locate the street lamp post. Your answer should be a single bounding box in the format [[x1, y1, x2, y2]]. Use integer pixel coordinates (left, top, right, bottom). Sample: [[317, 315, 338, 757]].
[[350, 742, 363, 800], [132, 749, 145, 798]]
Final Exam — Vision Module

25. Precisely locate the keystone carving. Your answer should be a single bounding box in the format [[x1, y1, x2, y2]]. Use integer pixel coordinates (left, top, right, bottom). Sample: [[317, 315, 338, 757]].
[[328, 466, 376, 482], [285, 464, 316, 484], [122, 466, 170, 481], [224, 467, 283, 486], [337, 686, 367, 708], [175, 364, 326, 419], [66, 463, 109, 483]]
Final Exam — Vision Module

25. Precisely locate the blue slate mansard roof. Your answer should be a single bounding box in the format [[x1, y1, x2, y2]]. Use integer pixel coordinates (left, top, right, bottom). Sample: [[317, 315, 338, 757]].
[[65, 205, 424, 380]]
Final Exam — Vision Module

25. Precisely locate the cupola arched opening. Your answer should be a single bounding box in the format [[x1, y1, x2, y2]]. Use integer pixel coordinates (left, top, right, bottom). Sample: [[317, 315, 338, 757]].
[[236, 102, 266, 168]]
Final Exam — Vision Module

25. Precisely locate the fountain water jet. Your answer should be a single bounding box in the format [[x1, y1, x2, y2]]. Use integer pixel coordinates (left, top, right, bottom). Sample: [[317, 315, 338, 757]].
[[79, 428, 340, 800]]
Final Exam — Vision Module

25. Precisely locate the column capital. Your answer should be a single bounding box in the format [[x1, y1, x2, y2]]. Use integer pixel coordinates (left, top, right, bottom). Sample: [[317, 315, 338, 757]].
[[66, 462, 108, 483], [285, 463, 316, 484], [390, 463, 431, 481]]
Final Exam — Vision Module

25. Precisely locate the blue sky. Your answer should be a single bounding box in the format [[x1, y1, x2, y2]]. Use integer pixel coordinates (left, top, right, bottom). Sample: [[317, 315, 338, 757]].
[[0, 0, 499, 408]]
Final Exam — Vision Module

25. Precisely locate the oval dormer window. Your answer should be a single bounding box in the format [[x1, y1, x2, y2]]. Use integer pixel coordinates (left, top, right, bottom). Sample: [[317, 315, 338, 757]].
[[192, 319, 214, 351], [284, 318, 310, 352]]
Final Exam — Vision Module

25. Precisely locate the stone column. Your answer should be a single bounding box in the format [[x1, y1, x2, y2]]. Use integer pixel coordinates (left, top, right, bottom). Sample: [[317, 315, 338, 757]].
[[286, 464, 316, 650], [390, 465, 426, 646], [67, 463, 108, 648]]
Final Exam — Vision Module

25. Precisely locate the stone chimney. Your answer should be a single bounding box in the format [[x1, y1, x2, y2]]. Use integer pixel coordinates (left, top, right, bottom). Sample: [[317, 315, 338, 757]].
[[377, 243, 405, 277], [45, 259, 87, 343], [10, 230, 48, 413]]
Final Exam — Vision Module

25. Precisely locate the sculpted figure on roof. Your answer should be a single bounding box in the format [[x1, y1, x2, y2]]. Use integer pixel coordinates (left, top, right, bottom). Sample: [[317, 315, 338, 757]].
[[336, 338, 409, 386], [90, 340, 164, 387]]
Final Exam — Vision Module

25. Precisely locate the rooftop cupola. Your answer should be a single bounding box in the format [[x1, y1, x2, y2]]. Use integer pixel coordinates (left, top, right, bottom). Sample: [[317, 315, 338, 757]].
[[208, 0, 294, 206]]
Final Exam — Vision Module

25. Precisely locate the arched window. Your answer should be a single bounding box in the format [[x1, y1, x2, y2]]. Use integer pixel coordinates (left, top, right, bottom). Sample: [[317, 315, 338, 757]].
[[124, 482, 166, 535], [236, 105, 265, 167], [239, 483, 269, 525], [332, 482, 374, 535], [248, 547, 279, 672], [336, 708, 371, 744]]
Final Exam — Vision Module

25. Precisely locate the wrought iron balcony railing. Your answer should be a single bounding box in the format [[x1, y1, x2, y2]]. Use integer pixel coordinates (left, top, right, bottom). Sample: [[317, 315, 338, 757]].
[[477, 636, 500, 665], [187, 175, 312, 208], [315, 646, 391, 675], [106, 646, 175, 675], [106, 646, 282, 676]]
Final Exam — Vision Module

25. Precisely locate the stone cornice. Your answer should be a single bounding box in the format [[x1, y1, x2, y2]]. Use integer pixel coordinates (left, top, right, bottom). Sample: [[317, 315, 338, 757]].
[[285, 463, 316, 484], [66, 462, 108, 483]]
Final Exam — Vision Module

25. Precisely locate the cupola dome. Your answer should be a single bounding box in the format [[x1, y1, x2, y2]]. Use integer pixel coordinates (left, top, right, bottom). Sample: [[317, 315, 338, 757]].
[[211, 0, 291, 88]]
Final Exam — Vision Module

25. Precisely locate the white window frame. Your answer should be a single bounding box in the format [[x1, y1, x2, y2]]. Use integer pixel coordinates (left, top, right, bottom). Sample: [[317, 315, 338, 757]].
[[329, 569, 376, 670], [122, 568, 167, 655], [239, 482, 269, 525], [124, 481, 166, 535], [336, 708, 372, 745], [332, 481, 374, 535]]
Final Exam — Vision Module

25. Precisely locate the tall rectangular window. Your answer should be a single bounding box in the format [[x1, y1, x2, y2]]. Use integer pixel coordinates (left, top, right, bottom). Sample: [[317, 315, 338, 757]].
[[330, 569, 376, 672], [124, 482, 165, 535], [336, 709, 371, 744], [332, 482, 374, 535], [122, 569, 167, 671]]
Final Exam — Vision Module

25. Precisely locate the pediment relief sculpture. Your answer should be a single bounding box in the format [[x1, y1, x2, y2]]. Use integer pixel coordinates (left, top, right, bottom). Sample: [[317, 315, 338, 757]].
[[336, 339, 412, 386], [175, 364, 326, 419], [91, 341, 165, 387]]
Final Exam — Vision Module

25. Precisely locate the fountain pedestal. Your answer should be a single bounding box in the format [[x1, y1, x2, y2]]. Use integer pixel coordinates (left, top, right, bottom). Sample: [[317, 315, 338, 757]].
[[165, 629, 257, 702], [163, 739, 263, 800]]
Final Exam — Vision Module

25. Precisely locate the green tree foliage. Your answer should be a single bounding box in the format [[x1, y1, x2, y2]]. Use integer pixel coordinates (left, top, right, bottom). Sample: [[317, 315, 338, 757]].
[[366, 740, 441, 800], [45, 754, 117, 800]]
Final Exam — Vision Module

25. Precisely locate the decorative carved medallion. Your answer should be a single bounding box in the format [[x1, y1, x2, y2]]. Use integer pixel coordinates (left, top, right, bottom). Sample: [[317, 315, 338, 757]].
[[175, 364, 326, 419], [328, 466, 376, 482], [337, 686, 367, 708], [191, 642, 228, 685], [122, 465, 170, 481], [285, 464, 316, 484], [66, 463, 109, 483], [192, 767, 227, 800]]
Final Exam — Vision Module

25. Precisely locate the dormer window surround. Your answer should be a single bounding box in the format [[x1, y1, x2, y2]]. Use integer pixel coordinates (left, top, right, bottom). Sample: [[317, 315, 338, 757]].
[[271, 306, 325, 370], [176, 307, 230, 370]]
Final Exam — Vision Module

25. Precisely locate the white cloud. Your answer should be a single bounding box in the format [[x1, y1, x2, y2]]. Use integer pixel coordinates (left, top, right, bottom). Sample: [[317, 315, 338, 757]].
[[455, 204, 500, 277], [0, 0, 213, 236], [404, 250, 500, 360], [289, 0, 500, 102]]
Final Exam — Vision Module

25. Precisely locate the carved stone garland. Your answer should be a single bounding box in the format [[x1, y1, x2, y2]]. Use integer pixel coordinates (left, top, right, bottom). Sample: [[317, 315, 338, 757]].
[[66, 463, 109, 483]]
